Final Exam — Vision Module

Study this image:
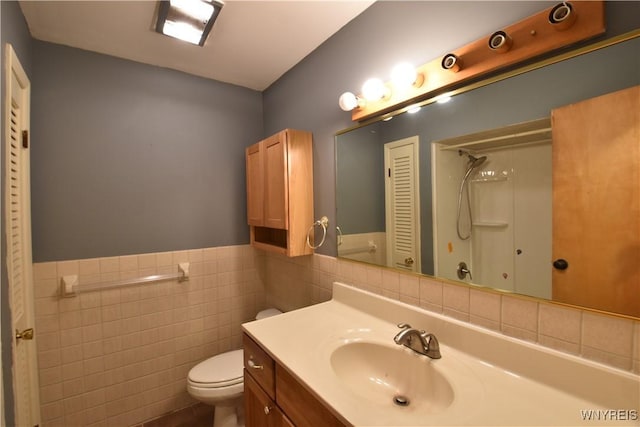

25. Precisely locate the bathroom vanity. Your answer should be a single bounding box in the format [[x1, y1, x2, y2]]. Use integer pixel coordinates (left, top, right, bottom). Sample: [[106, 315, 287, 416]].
[[242, 282, 639, 426]]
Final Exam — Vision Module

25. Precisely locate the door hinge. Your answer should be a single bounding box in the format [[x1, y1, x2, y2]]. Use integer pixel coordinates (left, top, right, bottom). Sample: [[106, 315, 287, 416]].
[[22, 130, 29, 149]]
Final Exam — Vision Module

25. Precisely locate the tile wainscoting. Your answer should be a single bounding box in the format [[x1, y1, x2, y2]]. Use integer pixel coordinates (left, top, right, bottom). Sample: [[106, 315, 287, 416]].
[[264, 252, 640, 374], [32, 247, 638, 426], [33, 246, 266, 426]]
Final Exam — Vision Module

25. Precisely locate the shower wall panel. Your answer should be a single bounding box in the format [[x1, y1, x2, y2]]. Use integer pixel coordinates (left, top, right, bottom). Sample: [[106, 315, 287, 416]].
[[470, 143, 552, 298], [433, 142, 551, 299]]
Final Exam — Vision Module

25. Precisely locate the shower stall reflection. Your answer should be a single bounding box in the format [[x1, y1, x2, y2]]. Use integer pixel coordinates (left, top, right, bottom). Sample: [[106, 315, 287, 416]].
[[432, 125, 552, 299]]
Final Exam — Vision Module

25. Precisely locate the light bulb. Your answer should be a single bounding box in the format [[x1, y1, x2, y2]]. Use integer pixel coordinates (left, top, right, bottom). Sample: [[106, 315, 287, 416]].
[[391, 63, 419, 88], [338, 92, 364, 111], [407, 104, 421, 114], [362, 78, 389, 102]]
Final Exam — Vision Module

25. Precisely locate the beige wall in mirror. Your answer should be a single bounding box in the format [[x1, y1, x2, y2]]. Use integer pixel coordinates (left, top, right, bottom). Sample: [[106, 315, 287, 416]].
[[335, 33, 639, 319]]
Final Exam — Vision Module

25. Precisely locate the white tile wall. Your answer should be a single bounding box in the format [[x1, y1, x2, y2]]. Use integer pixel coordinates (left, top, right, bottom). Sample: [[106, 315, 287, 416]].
[[33, 247, 639, 426], [264, 252, 640, 374]]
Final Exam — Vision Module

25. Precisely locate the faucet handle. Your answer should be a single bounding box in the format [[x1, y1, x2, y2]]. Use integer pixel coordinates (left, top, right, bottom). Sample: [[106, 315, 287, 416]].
[[397, 323, 412, 329], [423, 333, 441, 358]]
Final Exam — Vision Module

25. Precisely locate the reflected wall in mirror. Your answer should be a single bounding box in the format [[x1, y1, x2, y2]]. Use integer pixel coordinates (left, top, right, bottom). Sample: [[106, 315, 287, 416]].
[[335, 35, 640, 317]]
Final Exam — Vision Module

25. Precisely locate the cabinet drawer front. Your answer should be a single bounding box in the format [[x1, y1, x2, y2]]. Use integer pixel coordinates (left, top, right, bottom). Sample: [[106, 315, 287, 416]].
[[243, 334, 276, 399]]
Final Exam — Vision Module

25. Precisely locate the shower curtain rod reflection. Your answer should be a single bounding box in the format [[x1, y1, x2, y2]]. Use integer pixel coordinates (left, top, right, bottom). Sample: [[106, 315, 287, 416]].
[[439, 126, 552, 151]]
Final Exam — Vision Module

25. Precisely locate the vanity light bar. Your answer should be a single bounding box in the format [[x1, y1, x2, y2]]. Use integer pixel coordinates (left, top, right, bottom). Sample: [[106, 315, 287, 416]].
[[338, 1, 605, 121]]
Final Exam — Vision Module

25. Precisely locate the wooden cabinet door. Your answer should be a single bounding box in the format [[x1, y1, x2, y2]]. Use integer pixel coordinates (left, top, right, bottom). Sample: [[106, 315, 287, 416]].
[[246, 142, 264, 226], [245, 372, 288, 427], [276, 365, 347, 427], [282, 414, 296, 427], [264, 132, 289, 229], [551, 86, 639, 317]]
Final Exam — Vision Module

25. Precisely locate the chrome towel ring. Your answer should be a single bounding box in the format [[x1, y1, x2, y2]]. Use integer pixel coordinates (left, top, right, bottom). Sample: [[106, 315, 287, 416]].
[[306, 216, 329, 249]]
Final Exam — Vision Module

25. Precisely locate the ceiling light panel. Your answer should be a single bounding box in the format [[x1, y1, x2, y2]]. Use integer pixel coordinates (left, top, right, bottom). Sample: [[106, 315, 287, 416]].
[[156, 0, 224, 46]]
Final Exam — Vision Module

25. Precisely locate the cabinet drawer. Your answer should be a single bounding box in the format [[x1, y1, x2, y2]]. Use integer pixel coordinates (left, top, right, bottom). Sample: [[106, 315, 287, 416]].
[[243, 334, 275, 399]]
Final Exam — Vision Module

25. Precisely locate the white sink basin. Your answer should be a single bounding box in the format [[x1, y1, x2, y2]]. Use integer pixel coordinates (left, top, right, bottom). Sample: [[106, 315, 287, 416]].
[[330, 341, 454, 413]]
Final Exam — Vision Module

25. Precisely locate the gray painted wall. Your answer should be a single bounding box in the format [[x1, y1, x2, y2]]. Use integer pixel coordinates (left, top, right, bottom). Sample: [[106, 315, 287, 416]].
[[31, 41, 264, 262], [1, 1, 33, 424], [335, 121, 385, 234], [263, 0, 640, 258]]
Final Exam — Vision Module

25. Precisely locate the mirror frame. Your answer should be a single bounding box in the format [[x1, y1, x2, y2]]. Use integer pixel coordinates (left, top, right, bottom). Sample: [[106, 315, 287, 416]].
[[335, 29, 640, 321]]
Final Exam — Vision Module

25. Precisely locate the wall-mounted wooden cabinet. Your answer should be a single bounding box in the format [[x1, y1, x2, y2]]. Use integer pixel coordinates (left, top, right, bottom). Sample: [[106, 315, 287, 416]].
[[246, 129, 313, 257]]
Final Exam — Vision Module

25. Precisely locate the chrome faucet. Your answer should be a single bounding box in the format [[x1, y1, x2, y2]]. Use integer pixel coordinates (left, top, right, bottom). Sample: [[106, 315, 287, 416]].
[[393, 323, 441, 359]]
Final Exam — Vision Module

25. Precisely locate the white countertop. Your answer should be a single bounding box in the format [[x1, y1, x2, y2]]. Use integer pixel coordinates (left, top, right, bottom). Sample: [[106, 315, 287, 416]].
[[242, 282, 640, 426]]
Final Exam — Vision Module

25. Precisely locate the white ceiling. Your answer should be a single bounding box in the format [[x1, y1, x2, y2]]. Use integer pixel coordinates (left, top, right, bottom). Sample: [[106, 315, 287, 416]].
[[19, 0, 374, 91]]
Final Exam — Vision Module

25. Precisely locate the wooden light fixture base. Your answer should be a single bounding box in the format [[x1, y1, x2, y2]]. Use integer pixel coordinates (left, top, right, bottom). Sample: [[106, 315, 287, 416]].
[[351, 1, 605, 121]]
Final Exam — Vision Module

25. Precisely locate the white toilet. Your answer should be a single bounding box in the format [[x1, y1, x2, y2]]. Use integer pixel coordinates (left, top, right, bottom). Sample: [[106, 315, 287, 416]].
[[187, 308, 282, 427]]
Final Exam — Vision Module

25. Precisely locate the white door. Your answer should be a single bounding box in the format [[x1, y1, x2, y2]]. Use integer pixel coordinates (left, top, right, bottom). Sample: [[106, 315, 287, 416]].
[[384, 136, 421, 272], [4, 43, 40, 427]]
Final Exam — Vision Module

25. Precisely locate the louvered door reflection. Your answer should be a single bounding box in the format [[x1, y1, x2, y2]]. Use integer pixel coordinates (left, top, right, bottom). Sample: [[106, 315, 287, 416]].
[[385, 137, 421, 273]]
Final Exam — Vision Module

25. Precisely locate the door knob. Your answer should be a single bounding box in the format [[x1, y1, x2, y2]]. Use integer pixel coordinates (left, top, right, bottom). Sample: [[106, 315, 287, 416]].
[[553, 259, 569, 270], [404, 257, 414, 266], [15, 328, 34, 342]]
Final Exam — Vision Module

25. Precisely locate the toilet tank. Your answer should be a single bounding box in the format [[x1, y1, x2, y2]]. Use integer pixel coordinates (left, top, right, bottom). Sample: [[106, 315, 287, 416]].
[[256, 308, 282, 320]]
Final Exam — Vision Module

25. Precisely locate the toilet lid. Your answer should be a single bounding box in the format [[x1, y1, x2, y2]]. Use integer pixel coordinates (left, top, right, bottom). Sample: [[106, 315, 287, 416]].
[[188, 350, 244, 387]]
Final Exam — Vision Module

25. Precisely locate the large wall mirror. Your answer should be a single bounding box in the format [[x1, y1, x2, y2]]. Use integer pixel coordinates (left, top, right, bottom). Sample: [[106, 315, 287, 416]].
[[335, 33, 639, 318]]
